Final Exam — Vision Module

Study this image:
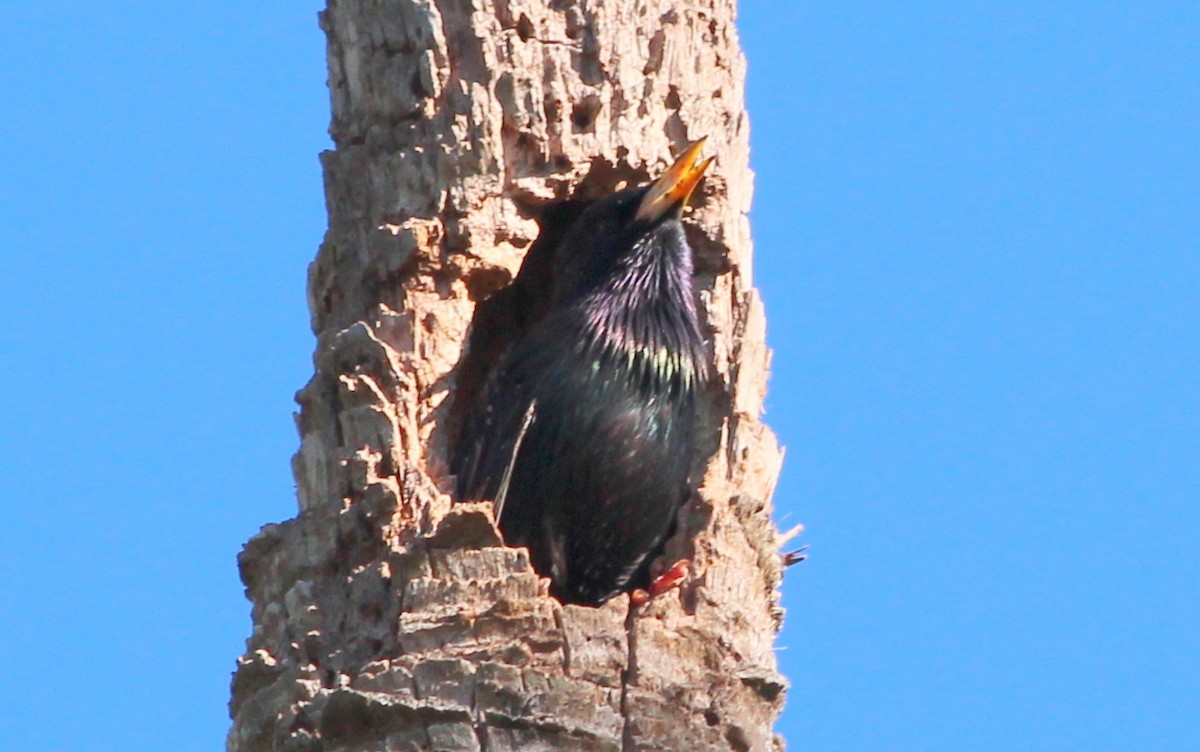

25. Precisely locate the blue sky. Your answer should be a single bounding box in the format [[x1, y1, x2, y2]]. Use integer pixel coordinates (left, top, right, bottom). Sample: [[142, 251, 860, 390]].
[[1, 2, 1196, 750]]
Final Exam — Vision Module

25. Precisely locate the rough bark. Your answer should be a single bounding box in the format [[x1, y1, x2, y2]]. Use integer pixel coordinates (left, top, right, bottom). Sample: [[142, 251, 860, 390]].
[[229, 1, 788, 750]]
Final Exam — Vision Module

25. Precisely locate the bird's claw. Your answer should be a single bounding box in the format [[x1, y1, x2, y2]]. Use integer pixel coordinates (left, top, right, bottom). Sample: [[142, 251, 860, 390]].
[[631, 560, 690, 606]]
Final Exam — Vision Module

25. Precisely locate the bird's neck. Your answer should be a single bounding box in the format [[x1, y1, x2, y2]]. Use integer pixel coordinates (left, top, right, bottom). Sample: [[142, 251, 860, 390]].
[[580, 237, 705, 389]]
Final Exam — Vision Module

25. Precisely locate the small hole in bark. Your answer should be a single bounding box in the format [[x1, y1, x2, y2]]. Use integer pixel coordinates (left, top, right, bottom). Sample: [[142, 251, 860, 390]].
[[725, 725, 752, 752], [305, 633, 323, 663], [570, 96, 601, 132], [704, 709, 720, 726], [515, 13, 534, 41], [376, 448, 396, 477], [543, 95, 562, 122], [464, 266, 513, 302], [410, 70, 427, 99], [291, 714, 315, 736]]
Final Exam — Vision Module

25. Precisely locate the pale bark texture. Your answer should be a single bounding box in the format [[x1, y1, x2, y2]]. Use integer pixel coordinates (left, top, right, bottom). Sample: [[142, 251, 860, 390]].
[[229, 1, 789, 750]]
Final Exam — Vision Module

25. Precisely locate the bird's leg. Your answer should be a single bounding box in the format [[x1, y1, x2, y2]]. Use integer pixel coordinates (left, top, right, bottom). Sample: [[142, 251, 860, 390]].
[[630, 560, 690, 606]]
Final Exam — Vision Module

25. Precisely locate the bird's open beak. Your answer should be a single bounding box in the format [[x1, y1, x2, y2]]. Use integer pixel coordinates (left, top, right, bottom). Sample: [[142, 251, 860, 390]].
[[635, 138, 714, 223]]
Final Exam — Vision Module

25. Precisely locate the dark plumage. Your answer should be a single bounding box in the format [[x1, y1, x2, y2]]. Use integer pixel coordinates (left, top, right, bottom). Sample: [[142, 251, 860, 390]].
[[453, 141, 713, 606]]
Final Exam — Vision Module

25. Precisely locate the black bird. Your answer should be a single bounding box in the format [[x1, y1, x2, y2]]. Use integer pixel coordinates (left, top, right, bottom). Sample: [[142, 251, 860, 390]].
[[453, 140, 714, 606]]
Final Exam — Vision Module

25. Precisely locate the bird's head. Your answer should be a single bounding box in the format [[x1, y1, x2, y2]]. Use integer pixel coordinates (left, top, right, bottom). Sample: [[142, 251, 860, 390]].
[[552, 139, 714, 304]]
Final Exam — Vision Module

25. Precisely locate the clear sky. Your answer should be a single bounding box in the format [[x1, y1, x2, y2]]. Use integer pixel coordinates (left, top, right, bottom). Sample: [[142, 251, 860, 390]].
[[1, 2, 1196, 750]]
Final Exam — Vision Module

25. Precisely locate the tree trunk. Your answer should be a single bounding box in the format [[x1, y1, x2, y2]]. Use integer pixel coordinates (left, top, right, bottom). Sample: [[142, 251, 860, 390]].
[[228, 1, 788, 750]]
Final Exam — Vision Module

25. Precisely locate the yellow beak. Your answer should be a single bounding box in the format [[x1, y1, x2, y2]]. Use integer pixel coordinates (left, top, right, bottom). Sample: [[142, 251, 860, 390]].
[[635, 138, 714, 223]]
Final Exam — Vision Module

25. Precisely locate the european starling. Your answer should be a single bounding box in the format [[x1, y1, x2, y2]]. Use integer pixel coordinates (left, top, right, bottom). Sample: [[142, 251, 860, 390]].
[[453, 140, 714, 606]]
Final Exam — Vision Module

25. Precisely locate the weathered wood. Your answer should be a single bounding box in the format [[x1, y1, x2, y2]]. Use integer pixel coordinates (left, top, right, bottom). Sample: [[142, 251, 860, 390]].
[[229, 1, 788, 750]]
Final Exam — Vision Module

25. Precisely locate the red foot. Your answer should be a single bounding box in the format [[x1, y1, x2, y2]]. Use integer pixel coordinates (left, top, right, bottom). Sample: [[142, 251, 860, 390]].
[[631, 560, 690, 606]]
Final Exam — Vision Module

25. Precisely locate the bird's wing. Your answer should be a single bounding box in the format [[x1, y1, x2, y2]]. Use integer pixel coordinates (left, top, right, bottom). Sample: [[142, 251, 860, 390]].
[[451, 337, 545, 517], [493, 398, 536, 521]]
